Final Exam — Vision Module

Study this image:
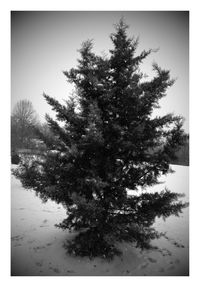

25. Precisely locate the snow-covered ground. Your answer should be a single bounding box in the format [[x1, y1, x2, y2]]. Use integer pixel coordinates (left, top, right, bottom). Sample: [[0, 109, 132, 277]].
[[11, 165, 189, 276]]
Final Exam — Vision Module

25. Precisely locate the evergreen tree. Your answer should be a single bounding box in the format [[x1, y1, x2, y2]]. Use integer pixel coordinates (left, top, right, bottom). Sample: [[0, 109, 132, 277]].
[[13, 20, 188, 259]]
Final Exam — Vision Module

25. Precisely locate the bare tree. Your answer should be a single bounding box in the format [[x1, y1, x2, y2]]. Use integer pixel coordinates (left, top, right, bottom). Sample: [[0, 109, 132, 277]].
[[11, 100, 39, 150]]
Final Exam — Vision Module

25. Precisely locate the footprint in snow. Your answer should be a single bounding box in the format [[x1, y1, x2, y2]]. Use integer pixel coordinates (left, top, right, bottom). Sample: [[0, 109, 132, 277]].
[[173, 241, 185, 248], [46, 242, 52, 246], [50, 266, 60, 274], [35, 261, 43, 267], [14, 243, 22, 247], [67, 269, 75, 274], [33, 246, 46, 252], [11, 235, 24, 241], [139, 262, 149, 269], [148, 257, 157, 263], [160, 248, 172, 257], [159, 267, 165, 273]]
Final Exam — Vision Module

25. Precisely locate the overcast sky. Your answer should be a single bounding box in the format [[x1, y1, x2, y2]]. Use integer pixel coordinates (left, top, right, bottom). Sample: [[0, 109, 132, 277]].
[[11, 11, 189, 132]]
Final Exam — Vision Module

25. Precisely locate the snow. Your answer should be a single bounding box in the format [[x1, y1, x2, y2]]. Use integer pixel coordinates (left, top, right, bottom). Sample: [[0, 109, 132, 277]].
[[11, 164, 189, 276]]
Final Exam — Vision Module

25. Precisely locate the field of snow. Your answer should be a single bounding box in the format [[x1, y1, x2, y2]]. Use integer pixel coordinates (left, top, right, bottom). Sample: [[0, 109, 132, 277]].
[[11, 164, 189, 276]]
